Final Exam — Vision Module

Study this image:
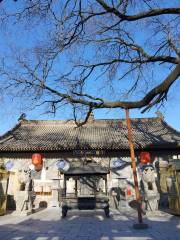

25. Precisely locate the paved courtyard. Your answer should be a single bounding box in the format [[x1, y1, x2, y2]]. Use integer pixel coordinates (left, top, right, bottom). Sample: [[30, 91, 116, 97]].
[[0, 208, 179, 240]]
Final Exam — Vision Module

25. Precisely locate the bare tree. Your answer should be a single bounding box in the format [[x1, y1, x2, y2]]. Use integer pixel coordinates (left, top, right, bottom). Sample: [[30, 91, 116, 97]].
[[0, 0, 179, 124]]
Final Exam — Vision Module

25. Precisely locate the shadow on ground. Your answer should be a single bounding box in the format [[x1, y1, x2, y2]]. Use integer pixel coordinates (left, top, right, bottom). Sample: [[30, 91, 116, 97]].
[[0, 208, 179, 240]]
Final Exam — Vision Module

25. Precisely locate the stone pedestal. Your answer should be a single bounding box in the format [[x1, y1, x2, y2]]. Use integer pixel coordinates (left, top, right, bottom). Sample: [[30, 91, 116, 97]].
[[51, 188, 59, 207], [145, 192, 160, 211], [51, 179, 60, 207]]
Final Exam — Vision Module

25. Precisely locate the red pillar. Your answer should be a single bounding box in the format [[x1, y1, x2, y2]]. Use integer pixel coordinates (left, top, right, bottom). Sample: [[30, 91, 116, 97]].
[[125, 109, 143, 224]]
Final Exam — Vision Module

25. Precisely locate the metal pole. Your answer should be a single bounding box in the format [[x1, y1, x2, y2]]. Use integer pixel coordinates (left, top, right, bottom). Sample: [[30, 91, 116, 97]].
[[125, 109, 143, 224]]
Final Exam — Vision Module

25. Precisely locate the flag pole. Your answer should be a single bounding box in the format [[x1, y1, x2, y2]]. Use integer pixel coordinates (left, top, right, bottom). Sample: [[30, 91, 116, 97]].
[[125, 109, 148, 229]]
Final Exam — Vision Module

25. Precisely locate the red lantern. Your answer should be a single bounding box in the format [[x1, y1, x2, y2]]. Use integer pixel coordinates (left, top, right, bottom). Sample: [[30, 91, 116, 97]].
[[126, 187, 132, 197], [35, 164, 43, 172], [32, 153, 43, 166], [140, 152, 151, 164]]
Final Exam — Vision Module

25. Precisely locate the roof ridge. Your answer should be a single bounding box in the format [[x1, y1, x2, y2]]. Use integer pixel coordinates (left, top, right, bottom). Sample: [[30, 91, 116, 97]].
[[0, 122, 22, 140], [21, 117, 160, 124], [161, 119, 180, 135], [21, 120, 75, 125]]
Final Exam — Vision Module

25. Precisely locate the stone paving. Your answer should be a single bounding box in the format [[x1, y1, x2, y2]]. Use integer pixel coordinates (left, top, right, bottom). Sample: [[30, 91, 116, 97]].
[[0, 208, 179, 240]]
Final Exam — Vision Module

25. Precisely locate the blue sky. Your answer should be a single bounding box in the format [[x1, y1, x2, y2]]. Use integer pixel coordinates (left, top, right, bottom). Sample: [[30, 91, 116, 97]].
[[0, 94, 179, 135], [0, 1, 179, 134]]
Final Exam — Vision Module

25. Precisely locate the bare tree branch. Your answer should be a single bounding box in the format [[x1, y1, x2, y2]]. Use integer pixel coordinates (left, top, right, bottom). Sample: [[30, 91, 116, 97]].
[[11, 61, 179, 112], [0, 0, 179, 124], [96, 0, 180, 21]]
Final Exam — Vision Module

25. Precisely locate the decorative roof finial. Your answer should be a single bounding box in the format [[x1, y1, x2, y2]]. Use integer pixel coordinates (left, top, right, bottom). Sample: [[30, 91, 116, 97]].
[[18, 113, 27, 122], [155, 111, 164, 120], [88, 111, 94, 124]]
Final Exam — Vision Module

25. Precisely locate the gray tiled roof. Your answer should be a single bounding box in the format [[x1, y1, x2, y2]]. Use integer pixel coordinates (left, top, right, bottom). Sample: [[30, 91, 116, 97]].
[[0, 118, 179, 152]]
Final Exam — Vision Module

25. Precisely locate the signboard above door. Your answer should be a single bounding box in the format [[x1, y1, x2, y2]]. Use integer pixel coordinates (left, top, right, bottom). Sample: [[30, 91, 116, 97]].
[[73, 150, 105, 156]]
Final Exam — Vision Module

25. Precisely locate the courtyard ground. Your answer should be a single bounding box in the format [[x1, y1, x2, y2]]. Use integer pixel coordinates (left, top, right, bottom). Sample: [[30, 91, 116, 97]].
[[0, 207, 179, 240]]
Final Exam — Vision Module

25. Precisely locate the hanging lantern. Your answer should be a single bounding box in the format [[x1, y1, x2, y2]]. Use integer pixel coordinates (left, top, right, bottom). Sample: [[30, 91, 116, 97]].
[[32, 153, 43, 166], [126, 186, 132, 197], [140, 152, 151, 164], [35, 164, 43, 172]]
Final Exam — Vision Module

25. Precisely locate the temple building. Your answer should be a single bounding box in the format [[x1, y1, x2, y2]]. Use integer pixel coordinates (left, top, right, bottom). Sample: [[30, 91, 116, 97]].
[[0, 113, 180, 211]]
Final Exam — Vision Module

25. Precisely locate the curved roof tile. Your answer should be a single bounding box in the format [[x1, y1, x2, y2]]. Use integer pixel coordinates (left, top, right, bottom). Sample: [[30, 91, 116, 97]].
[[0, 118, 179, 152]]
